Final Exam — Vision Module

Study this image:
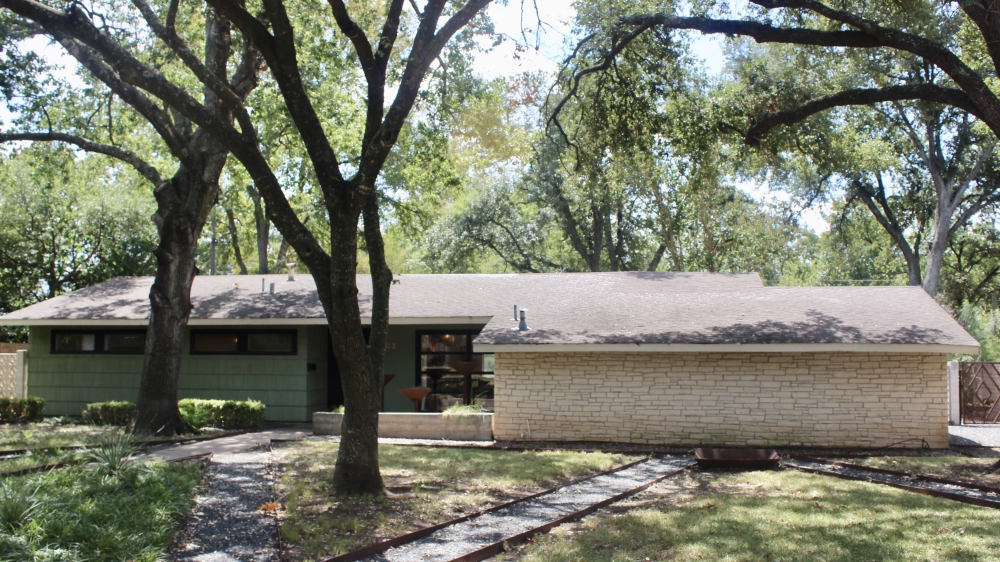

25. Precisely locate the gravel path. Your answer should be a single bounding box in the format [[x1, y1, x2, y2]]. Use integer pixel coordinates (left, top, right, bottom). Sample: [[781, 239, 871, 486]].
[[173, 449, 279, 562], [365, 456, 693, 562], [950, 425, 1000, 447], [784, 458, 1000, 507]]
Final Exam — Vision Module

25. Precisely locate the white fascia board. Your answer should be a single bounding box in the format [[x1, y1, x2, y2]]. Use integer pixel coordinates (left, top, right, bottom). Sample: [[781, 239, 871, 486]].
[[0, 316, 494, 327], [475, 342, 981, 354]]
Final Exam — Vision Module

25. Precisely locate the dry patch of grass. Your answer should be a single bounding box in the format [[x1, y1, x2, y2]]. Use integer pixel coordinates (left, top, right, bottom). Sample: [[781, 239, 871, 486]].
[[0, 421, 111, 450], [847, 455, 1000, 487], [503, 469, 1000, 562], [272, 440, 638, 560]]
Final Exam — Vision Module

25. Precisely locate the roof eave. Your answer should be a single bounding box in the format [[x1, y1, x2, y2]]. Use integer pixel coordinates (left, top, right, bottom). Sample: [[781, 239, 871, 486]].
[[474, 342, 981, 354]]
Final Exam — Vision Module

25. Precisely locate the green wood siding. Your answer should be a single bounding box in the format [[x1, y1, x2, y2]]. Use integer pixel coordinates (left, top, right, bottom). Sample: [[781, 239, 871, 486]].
[[28, 326, 315, 421], [27, 322, 488, 419]]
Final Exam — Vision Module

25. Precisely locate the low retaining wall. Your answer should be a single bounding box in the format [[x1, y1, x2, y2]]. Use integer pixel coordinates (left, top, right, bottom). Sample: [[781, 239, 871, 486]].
[[313, 412, 494, 441]]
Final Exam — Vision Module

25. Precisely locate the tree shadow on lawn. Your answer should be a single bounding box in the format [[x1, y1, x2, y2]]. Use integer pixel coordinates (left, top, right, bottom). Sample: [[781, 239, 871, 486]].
[[516, 470, 1000, 562], [272, 441, 638, 560]]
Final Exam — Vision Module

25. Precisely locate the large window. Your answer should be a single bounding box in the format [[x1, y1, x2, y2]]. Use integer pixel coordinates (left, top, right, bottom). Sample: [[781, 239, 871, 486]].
[[190, 329, 297, 355], [51, 330, 146, 354], [416, 330, 494, 410]]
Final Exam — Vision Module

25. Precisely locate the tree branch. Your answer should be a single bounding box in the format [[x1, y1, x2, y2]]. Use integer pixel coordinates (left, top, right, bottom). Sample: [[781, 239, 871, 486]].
[[745, 84, 982, 144], [0, 131, 163, 184]]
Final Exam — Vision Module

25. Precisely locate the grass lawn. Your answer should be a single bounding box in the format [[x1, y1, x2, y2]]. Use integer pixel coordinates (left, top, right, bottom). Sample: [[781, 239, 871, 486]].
[[273, 440, 639, 560], [847, 455, 1000, 488], [0, 421, 111, 450], [505, 469, 1000, 562], [0, 459, 202, 562]]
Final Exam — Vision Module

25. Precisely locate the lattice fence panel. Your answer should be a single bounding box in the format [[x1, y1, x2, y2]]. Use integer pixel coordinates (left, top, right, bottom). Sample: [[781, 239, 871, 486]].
[[0, 354, 16, 398]]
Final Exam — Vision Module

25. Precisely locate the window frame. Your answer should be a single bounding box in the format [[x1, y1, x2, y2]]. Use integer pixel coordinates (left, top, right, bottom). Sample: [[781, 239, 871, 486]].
[[50, 329, 147, 355], [189, 329, 298, 356]]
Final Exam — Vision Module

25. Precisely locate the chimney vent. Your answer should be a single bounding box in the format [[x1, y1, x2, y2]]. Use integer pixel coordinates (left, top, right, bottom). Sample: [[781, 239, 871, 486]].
[[286, 262, 296, 281], [518, 308, 530, 331]]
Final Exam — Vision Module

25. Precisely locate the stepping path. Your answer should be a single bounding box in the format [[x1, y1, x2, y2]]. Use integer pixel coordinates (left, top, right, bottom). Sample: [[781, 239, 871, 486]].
[[172, 449, 278, 562], [366, 455, 694, 562], [156, 427, 310, 562], [145, 426, 313, 462]]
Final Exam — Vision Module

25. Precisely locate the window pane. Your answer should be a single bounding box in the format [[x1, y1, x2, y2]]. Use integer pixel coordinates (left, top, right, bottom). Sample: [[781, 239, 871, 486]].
[[248, 332, 295, 354], [55, 333, 95, 352], [192, 332, 239, 353], [482, 354, 494, 373], [105, 332, 145, 354], [420, 333, 468, 354]]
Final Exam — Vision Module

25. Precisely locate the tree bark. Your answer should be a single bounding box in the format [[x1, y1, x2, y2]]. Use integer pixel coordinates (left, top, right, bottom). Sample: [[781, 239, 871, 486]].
[[135, 154, 225, 435], [225, 208, 249, 275], [323, 196, 384, 494]]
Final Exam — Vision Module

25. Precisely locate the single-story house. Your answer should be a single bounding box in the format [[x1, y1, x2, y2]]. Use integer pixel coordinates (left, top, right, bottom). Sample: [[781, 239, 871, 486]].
[[0, 271, 978, 448]]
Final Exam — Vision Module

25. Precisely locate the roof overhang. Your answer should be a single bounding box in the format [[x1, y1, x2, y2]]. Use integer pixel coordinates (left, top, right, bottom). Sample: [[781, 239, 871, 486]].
[[474, 342, 980, 354], [0, 316, 494, 327]]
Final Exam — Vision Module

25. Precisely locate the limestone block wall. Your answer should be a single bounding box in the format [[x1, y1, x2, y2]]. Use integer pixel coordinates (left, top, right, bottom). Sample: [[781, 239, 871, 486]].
[[492, 352, 949, 448]]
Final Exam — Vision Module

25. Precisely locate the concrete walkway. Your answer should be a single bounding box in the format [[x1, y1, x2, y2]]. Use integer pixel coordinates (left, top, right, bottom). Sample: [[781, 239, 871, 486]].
[[950, 424, 1000, 447], [146, 426, 312, 462]]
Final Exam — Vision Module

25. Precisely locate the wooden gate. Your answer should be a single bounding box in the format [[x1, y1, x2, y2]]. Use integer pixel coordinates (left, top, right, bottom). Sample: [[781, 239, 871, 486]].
[[960, 362, 1000, 424]]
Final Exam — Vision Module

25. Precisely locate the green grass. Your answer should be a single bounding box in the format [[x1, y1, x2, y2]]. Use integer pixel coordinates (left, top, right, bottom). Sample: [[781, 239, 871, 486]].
[[847, 455, 1000, 487], [510, 470, 1000, 562], [0, 459, 202, 562], [274, 441, 639, 560], [0, 421, 112, 450]]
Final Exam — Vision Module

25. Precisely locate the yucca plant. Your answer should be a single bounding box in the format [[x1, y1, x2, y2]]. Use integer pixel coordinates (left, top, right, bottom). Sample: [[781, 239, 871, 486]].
[[85, 429, 137, 477], [0, 481, 42, 532]]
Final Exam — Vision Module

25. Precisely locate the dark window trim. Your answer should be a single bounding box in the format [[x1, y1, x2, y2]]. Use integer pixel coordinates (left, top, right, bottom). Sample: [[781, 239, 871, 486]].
[[50, 329, 147, 355], [189, 328, 298, 356]]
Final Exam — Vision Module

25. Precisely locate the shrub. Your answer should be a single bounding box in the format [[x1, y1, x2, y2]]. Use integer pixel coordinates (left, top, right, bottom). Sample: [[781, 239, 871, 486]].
[[0, 396, 45, 423], [82, 401, 136, 426], [85, 429, 137, 477], [178, 400, 211, 433], [177, 398, 265, 429]]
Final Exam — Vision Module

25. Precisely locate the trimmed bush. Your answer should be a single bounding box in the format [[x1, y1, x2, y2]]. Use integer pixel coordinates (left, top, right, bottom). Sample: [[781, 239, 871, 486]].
[[0, 396, 45, 423], [177, 399, 265, 430], [82, 401, 136, 426]]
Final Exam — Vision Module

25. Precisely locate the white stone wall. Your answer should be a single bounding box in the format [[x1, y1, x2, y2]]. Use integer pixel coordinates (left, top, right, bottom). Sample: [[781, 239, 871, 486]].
[[492, 351, 949, 448]]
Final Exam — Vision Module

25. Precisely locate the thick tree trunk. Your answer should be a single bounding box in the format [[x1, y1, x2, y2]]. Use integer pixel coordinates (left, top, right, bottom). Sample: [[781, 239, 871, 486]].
[[324, 202, 384, 495], [135, 154, 225, 436], [922, 209, 952, 297]]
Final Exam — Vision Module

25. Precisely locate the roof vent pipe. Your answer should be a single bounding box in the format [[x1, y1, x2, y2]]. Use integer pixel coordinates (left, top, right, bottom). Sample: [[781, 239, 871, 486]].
[[518, 308, 529, 331], [514, 305, 518, 321], [261, 278, 265, 293], [269, 282, 275, 295], [286, 262, 296, 281]]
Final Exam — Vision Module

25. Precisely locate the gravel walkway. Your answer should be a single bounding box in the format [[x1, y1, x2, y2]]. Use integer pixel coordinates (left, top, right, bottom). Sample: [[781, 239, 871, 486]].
[[950, 425, 1000, 447], [173, 449, 279, 562], [784, 458, 1000, 507], [365, 456, 693, 562]]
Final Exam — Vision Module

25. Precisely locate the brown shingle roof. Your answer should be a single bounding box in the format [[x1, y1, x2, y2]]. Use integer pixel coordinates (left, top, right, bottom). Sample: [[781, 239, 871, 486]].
[[0, 272, 977, 350]]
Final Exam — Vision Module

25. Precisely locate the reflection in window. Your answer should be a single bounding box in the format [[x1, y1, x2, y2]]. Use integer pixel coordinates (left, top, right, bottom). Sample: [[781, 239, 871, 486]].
[[189, 330, 297, 355], [416, 331, 494, 411], [191, 332, 240, 354], [248, 332, 295, 354], [52, 330, 145, 354]]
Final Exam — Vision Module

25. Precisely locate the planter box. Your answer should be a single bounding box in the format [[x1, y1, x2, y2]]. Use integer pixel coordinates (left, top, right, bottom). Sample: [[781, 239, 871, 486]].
[[312, 412, 493, 441]]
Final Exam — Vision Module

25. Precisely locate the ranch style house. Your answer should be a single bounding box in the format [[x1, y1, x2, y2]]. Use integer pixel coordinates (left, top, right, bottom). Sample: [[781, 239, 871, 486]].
[[0, 271, 978, 448]]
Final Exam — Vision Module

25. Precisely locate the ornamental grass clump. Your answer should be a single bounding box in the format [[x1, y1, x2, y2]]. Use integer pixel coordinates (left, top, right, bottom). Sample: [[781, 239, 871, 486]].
[[0, 481, 42, 532], [85, 429, 137, 478]]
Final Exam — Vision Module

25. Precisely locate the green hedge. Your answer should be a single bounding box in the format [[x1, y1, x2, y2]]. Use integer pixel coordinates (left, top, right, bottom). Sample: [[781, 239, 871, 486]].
[[0, 396, 45, 423], [83, 401, 136, 426], [178, 399, 265, 430]]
